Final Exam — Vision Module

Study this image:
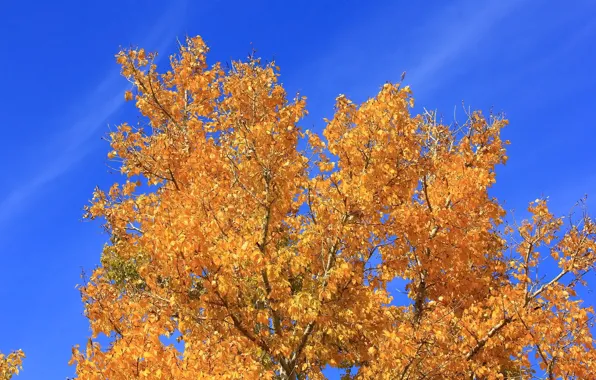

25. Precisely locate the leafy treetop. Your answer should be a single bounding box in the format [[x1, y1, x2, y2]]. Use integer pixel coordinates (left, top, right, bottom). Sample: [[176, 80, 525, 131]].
[[0, 350, 24, 380], [68, 36, 596, 379]]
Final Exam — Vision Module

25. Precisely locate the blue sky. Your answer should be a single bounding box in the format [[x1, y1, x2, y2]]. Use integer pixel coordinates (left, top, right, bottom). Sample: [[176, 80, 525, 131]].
[[1, 0, 595, 378]]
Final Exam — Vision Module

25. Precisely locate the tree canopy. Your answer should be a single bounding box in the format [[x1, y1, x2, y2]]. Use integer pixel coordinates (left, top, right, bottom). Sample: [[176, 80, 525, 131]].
[[0, 350, 24, 380], [65, 36, 596, 379]]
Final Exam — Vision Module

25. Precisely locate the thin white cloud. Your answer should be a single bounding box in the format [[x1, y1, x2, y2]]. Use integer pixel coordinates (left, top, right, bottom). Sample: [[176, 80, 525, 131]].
[[405, 0, 524, 93], [292, 0, 526, 114], [0, 1, 188, 224]]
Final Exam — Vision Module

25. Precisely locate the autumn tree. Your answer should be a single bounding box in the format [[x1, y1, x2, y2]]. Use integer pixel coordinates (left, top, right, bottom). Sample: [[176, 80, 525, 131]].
[[71, 36, 596, 379], [1, 350, 24, 379]]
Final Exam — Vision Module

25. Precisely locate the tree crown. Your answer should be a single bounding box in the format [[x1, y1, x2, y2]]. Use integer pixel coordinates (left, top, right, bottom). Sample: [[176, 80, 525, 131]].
[[68, 36, 596, 379]]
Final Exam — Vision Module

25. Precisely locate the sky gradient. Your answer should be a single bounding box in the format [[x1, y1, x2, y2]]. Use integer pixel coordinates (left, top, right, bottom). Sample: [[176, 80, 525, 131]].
[[1, 1, 595, 378]]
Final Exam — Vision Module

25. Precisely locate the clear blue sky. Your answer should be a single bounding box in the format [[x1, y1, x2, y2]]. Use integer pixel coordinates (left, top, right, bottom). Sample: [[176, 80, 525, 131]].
[[1, 1, 595, 378]]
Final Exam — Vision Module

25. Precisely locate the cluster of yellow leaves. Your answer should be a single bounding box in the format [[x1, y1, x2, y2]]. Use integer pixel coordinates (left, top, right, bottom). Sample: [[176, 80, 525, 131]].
[[71, 36, 596, 379], [0, 350, 24, 380]]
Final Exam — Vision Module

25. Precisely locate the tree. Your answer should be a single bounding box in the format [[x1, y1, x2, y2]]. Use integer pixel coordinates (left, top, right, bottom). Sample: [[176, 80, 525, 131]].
[[71, 36, 596, 379], [1, 350, 24, 379]]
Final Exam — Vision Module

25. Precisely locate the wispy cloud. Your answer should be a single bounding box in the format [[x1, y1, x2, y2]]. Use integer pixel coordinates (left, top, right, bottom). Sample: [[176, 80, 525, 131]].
[[0, 1, 187, 224], [294, 0, 525, 118], [404, 0, 524, 93]]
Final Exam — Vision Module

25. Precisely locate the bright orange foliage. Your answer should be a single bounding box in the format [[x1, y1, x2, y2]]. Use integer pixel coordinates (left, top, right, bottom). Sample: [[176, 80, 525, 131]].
[[71, 36, 596, 379], [0, 350, 24, 379]]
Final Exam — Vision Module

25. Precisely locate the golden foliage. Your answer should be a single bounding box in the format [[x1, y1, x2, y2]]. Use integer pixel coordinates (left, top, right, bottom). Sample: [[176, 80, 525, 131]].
[[0, 350, 24, 380], [71, 36, 596, 379]]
